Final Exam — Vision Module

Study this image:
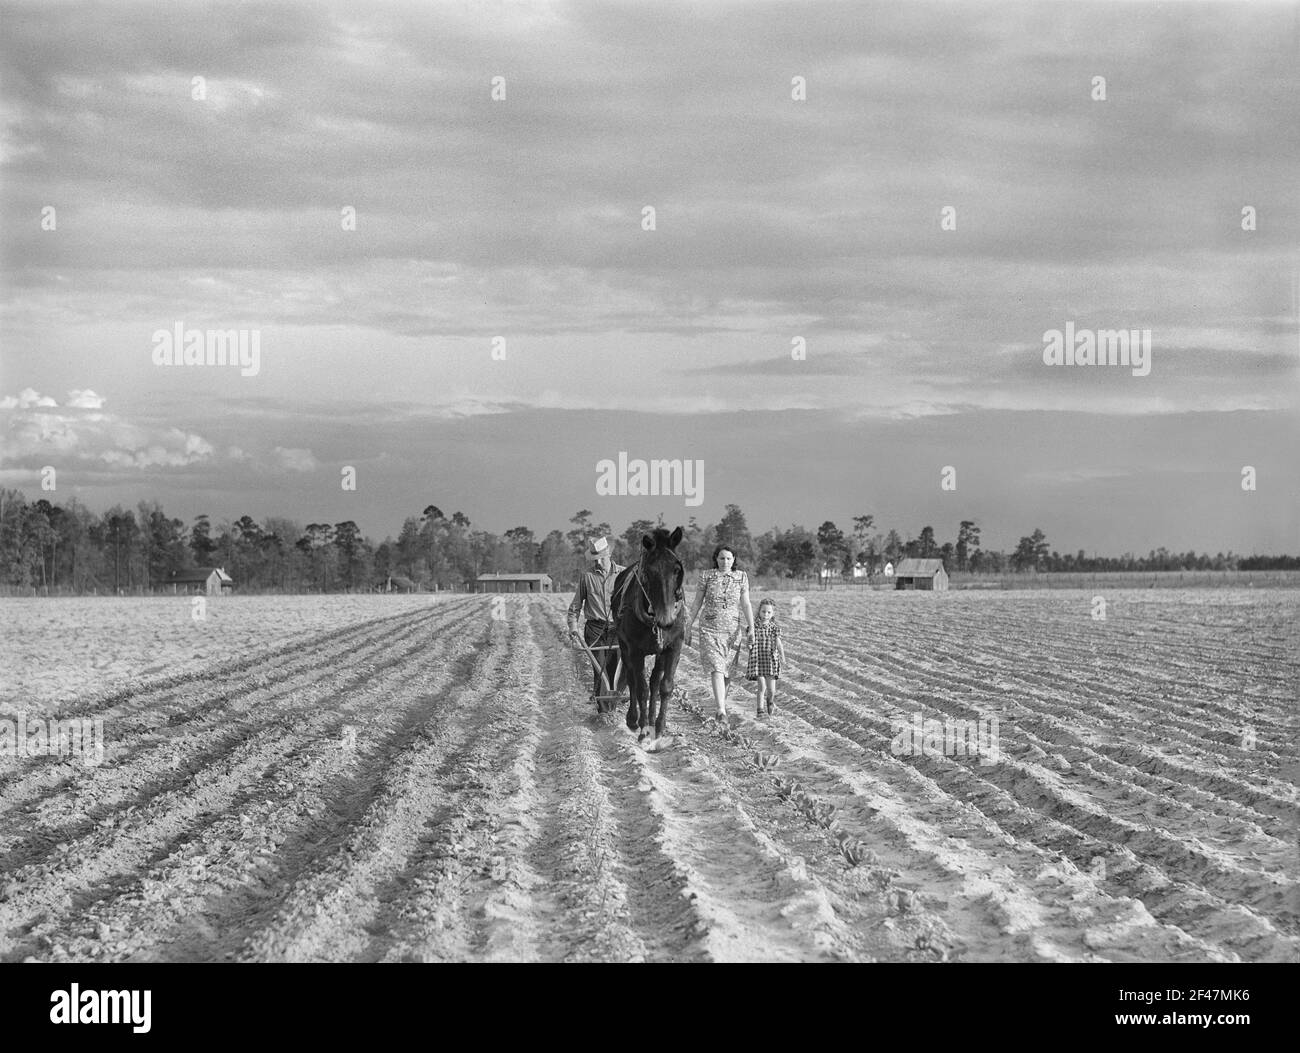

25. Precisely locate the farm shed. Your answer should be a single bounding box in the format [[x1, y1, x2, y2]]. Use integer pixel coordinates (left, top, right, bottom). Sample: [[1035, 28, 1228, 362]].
[[165, 567, 234, 595], [476, 573, 553, 594], [893, 558, 948, 591]]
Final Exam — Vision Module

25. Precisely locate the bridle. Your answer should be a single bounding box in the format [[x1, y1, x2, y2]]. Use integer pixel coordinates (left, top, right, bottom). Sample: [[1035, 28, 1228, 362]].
[[627, 547, 685, 651]]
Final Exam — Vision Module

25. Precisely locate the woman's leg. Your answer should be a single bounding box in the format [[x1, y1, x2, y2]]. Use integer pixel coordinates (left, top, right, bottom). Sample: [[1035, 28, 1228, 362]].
[[711, 671, 727, 716]]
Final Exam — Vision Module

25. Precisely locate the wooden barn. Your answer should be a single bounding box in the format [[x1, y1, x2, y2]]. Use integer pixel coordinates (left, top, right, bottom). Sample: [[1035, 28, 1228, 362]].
[[476, 573, 553, 594], [893, 558, 948, 591], [165, 567, 234, 595]]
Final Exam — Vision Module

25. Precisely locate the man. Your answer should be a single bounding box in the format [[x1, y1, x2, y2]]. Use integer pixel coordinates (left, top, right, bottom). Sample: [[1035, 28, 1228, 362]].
[[567, 536, 627, 700]]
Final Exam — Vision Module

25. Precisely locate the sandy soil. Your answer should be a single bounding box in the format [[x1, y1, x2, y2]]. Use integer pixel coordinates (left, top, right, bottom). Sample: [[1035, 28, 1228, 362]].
[[0, 589, 1295, 962], [0, 594, 436, 713]]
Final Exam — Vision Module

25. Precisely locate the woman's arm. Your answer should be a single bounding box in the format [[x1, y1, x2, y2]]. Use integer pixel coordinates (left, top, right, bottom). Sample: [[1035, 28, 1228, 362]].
[[740, 573, 754, 634], [687, 572, 707, 624], [684, 572, 707, 645]]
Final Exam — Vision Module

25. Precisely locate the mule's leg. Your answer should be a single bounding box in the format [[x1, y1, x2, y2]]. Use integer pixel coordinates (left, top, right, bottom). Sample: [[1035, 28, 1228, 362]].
[[638, 654, 653, 741], [628, 651, 650, 737], [645, 657, 666, 750], [656, 671, 673, 740], [656, 648, 680, 740], [624, 671, 638, 731], [624, 645, 641, 731]]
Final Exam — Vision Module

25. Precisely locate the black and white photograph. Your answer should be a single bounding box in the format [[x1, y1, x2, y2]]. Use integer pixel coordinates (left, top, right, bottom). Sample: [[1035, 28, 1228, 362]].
[[1, 0, 1297, 993]]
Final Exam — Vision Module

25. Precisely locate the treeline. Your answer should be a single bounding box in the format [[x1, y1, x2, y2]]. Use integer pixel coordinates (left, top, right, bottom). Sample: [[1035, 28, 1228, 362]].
[[703, 515, 1295, 576], [0, 490, 1294, 594]]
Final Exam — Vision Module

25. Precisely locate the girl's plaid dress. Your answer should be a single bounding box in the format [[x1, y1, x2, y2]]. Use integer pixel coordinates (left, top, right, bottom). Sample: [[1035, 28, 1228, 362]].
[[746, 622, 781, 679]]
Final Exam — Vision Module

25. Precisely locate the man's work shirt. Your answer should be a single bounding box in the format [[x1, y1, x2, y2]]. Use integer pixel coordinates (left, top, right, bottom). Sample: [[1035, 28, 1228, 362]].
[[568, 562, 626, 632]]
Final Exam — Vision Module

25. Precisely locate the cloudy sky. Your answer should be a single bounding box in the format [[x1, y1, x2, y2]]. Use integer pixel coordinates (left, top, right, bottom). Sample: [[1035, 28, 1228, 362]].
[[1, 0, 1296, 554]]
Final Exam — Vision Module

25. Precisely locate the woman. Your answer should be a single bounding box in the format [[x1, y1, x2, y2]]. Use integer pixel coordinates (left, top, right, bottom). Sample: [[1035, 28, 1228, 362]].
[[684, 545, 754, 721]]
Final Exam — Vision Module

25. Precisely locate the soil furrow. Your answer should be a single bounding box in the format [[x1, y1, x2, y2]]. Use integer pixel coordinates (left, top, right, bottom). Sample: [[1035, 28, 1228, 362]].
[[0, 608, 484, 960], [0, 605, 477, 867], [800, 649, 1296, 874], [773, 676, 1297, 960], [0, 602, 471, 823], [532, 599, 710, 961], [238, 611, 520, 961]]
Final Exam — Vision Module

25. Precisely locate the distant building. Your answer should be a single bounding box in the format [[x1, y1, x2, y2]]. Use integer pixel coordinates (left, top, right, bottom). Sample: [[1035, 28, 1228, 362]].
[[893, 558, 948, 591], [883, 561, 894, 577], [476, 573, 553, 593], [165, 567, 234, 595]]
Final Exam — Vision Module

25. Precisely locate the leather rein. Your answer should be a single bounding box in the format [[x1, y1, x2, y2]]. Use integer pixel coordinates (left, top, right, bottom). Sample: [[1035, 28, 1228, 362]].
[[623, 548, 685, 652]]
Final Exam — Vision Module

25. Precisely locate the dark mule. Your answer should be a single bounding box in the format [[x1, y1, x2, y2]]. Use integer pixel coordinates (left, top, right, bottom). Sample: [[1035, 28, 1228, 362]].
[[613, 526, 686, 750]]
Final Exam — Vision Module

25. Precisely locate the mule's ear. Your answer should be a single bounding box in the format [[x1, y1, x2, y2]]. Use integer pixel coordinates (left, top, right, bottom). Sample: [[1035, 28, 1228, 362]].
[[642, 533, 655, 550], [669, 526, 684, 548]]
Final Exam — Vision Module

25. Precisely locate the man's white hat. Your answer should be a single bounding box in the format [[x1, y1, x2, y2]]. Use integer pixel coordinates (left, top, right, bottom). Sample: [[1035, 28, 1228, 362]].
[[587, 536, 609, 556]]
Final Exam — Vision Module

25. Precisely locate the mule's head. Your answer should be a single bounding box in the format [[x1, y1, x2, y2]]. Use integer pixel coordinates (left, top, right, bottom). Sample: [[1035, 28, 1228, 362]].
[[640, 526, 685, 630]]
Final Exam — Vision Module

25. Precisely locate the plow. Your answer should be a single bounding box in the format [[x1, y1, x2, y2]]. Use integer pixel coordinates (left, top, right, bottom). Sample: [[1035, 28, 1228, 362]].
[[573, 635, 626, 715]]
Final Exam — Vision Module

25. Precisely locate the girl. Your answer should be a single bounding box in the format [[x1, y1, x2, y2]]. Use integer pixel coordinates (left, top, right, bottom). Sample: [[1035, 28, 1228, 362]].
[[746, 598, 786, 717]]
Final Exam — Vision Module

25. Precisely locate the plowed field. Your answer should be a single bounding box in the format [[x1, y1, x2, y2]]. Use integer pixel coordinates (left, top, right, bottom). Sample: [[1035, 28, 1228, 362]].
[[1, 590, 1296, 962]]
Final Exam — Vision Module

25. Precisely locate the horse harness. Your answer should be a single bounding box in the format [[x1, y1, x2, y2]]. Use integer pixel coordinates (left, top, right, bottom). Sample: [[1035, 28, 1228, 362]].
[[614, 547, 685, 652]]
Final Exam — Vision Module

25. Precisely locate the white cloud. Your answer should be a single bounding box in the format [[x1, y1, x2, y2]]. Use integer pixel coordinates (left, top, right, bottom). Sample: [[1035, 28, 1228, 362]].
[[0, 389, 214, 469], [98, 430, 215, 469], [0, 387, 58, 409], [65, 388, 106, 409], [442, 389, 827, 416], [274, 446, 318, 472]]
